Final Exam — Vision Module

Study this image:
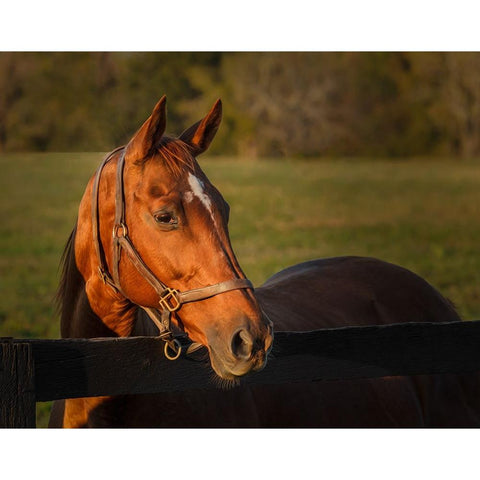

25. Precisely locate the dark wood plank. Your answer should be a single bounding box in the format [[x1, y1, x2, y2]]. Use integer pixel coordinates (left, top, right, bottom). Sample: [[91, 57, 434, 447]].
[[22, 320, 480, 401], [247, 320, 480, 386], [30, 336, 213, 401], [0, 341, 36, 428]]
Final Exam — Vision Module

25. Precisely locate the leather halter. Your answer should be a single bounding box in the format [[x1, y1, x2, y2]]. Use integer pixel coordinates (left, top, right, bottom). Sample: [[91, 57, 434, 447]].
[[91, 147, 254, 359]]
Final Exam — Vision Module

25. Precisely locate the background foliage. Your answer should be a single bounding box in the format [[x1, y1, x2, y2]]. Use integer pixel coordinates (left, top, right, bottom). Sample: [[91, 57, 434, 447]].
[[1, 52, 480, 158]]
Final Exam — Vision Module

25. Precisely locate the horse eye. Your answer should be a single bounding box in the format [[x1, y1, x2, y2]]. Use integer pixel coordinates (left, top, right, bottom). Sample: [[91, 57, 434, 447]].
[[154, 212, 177, 225]]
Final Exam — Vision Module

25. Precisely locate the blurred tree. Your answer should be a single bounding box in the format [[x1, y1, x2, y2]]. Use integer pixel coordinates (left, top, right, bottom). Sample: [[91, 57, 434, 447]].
[[438, 53, 480, 158], [342, 52, 439, 157], [0, 53, 22, 150], [219, 52, 351, 157], [215, 52, 445, 158], [112, 52, 222, 143]]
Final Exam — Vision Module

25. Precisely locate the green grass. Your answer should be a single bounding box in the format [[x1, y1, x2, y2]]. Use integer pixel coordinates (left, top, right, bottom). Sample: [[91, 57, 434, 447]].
[[2, 153, 480, 427]]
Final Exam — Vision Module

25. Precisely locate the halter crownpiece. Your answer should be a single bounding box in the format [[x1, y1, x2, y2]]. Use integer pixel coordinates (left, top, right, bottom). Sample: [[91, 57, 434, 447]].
[[91, 148, 254, 359]]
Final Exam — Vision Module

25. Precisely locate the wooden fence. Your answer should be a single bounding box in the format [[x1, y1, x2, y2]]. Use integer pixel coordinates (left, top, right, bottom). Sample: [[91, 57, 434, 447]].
[[2, 319, 480, 427]]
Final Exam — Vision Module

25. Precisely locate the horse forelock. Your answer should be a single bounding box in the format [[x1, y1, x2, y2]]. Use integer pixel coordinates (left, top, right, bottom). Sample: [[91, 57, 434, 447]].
[[135, 136, 197, 179]]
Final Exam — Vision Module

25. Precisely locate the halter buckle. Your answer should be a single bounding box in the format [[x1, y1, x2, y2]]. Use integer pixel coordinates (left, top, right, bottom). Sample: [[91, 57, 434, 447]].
[[159, 287, 181, 312], [112, 223, 128, 238]]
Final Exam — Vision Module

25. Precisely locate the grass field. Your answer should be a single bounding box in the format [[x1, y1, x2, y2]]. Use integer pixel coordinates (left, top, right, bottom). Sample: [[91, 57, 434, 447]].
[[1, 152, 480, 426]]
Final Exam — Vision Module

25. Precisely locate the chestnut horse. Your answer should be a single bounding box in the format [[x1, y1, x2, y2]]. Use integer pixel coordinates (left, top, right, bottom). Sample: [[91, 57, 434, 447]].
[[50, 97, 480, 427]]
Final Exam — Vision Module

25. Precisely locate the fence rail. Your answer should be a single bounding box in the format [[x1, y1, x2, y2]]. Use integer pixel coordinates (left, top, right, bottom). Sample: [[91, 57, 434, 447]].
[[2, 319, 480, 427]]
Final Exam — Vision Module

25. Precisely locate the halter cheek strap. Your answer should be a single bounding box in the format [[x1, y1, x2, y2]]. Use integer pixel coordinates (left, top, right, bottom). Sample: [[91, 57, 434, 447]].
[[91, 148, 254, 360]]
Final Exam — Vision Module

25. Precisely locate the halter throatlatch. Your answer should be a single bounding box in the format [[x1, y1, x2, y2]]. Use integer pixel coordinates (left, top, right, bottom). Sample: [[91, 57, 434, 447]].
[[91, 148, 254, 359]]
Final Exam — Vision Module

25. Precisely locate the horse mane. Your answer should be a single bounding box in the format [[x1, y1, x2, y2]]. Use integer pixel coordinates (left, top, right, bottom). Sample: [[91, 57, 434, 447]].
[[54, 225, 81, 324], [55, 225, 81, 315]]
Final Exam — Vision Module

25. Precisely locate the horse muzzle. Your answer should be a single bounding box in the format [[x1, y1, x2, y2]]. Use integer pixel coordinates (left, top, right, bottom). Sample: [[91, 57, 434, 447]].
[[207, 320, 274, 380]]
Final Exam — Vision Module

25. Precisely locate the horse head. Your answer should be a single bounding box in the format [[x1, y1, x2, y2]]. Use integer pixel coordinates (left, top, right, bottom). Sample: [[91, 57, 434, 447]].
[[73, 96, 273, 381]]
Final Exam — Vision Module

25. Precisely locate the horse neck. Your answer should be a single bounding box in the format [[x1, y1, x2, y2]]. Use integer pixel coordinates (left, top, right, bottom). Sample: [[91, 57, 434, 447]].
[[58, 223, 137, 339]]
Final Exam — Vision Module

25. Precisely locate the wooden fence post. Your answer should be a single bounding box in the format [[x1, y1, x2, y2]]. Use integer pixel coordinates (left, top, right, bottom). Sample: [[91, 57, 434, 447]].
[[0, 340, 36, 428]]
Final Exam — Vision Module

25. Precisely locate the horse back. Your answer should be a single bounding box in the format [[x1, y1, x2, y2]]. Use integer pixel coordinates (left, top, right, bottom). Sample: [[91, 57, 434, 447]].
[[256, 256, 460, 331]]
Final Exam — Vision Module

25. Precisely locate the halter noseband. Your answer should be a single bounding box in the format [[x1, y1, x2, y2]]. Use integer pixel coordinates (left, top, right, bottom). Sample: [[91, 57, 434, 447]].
[[91, 147, 253, 360]]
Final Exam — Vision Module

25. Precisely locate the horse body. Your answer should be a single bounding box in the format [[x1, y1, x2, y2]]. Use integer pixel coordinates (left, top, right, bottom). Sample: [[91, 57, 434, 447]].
[[49, 98, 480, 428]]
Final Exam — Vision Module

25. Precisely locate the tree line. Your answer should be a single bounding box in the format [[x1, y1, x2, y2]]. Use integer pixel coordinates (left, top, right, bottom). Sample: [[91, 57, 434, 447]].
[[1, 52, 479, 158]]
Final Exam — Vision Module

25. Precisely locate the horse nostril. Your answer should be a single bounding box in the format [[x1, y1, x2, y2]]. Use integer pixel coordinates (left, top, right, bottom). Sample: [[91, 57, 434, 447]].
[[231, 329, 253, 360]]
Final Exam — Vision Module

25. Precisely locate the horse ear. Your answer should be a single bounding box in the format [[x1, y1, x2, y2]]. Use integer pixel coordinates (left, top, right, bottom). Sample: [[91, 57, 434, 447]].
[[179, 99, 222, 156], [125, 96, 167, 160]]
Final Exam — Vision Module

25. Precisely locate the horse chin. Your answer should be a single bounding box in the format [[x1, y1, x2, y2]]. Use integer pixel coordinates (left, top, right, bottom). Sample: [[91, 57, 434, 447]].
[[208, 346, 267, 384]]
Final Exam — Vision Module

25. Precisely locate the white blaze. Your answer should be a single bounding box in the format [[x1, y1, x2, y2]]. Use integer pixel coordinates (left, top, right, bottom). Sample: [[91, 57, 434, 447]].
[[186, 173, 217, 226]]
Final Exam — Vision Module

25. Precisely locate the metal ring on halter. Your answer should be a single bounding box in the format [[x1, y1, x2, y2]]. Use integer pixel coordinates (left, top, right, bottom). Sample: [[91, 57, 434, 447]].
[[164, 338, 182, 361], [112, 223, 128, 239]]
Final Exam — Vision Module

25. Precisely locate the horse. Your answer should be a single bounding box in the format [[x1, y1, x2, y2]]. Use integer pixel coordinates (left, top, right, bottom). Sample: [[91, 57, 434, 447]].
[[49, 97, 480, 427]]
